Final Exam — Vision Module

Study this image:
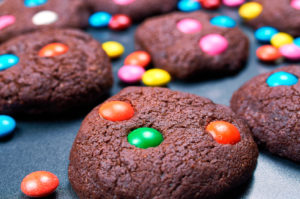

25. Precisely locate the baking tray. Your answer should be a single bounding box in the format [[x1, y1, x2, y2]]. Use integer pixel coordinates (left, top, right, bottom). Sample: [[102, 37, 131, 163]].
[[0, 6, 300, 199]]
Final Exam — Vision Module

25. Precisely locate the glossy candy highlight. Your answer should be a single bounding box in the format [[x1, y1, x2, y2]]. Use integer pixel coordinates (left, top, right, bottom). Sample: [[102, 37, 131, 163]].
[[239, 2, 262, 20], [24, 0, 48, 7], [39, 43, 68, 57], [118, 65, 145, 83], [102, 41, 124, 58], [177, 0, 201, 12], [0, 115, 16, 138], [177, 18, 202, 34], [142, 68, 171, 87], [124, 51, 151, 68], [99, 101, 134, 121], [256, 45, 281, 62], [266, 71, 298, 87], [32, 10, 58, 25], [128, 127, 164, 149], [210, 15, 236, 28], [0, 15, 16, 30], [255, 27, 278, 43], [89, 12, 112, 28], [109, 14, 132, 31], [271, 32, 293, 48], [199, 34, 228, 55], [279, 44, 300, 60], [0, 54, 19, 71]]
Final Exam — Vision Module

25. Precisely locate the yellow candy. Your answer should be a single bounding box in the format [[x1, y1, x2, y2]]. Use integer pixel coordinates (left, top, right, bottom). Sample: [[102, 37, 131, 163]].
[[239, 2, 263, 20], [142, 68, 171, 87], [271, 32, 294, 48], [102, 41, 124, 58]]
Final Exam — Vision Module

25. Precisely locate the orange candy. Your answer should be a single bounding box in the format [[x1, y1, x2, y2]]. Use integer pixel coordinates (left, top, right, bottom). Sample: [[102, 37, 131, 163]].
[[206, 121, 241, 145], [99, 101, 134, 121], [256, 45, 282, 62], [39, 43, 69, 57], [124, 51, 151, 68], [21, 171, 59, 197]]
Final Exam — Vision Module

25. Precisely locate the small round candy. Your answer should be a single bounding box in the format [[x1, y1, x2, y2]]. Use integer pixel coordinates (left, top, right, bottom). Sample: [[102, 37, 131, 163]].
[[271, 32, 294, 48], [24, 0, 48, 7], [210, 15, 236, 28], [206, 121, 241, 145], [124, 51, 151, 68], [255, 26, 279, 43], [99, 101, 134, 121], [0, 54, 19, 71], [239, 2, 263, 20], [142, 68, 171, 87], [294, 37, 300, 47], [222, 0, 245, 7], [199, 34, 228, 55], [199, 0, 221, 9], [89, 12, 112, 28], [177, 0, 201, 12], [118, 65, 145, 83], [109, 14, 132, 31], [0, 15, 16, 31], [0, 115, 16, 138], [127, 127, 164, 149], [113, 0, 135, 5], [256, 45, 281, 62], [279, 44, 300, 60], [21, 171, 59, 198], [291, 0, 300, 10], [266, 71, 298, 87], [176, 18, 202, 34], [39, 43, 68, 57], [102, 41, 124, 59], [32, 10, 58, 26]]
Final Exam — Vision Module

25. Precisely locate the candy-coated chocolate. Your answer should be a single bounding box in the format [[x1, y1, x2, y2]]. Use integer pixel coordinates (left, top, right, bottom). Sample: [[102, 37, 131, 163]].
[[0, 15, 16, 30], [0, 54, 19, 71], [102, 41, 124, 58], [199, 0, 221, 9], [255, 26, 279, 43], [210, 15, 236, 28], [177, 0, 201, 12], [32, 10, 58, 26], [256, 45, 281, 62], [279, 44, 300, 60], [109, 14, 132, 31], [24, 0, 48, 7], [291, 0, 300, 10], [0, 115, 16, 138], [271, 32, 293, 48], [99, 101, 134, 121], [124, 51, 151, 67], [222, 0, 245, 7], [177, 18, 202, 34], [293, 37, 300, 47], [127, 127, 164, 149], [113, 0, 135, 5], [39, 43, 68, 57], [239, 2, 263, 20], [142, 68, 171, 87], [21, 171, 59, 198], [118, 65, 145, 83], [266, 71, 298, 87], [206, 121, 241, 145], [199, 34, 228, 55], [89, 12, 112, 28]]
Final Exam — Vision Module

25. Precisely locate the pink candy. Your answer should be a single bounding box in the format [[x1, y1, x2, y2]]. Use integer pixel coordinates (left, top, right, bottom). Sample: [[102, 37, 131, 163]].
[[118, 65, 145, 83], [291, 0, 300, 10], [113, 0, 135, 5], [279, 44, 300, 60], [177, 19, 202, 34], [0, 15, 15, 30], [222, 0, 245, 7], [199, 34, 228, 55]]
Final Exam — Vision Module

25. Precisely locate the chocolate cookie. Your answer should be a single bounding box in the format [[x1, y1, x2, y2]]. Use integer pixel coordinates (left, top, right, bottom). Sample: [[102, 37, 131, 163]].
[[135, 12, 249, 79], [87, 0, 178, 22], [69, 86, 258, 199], [0, 28, 113, 115], [231, 66, 300, 162], [0, 0, 89, 43]]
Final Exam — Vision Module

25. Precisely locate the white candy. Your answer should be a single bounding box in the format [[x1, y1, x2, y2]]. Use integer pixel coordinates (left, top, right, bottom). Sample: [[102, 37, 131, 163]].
[[32, 10, 58, 26]]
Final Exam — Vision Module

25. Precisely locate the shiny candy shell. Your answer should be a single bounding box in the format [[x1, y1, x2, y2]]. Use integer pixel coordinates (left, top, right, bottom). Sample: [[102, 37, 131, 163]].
[[21, 171, 59, 197], [32, 10, 58, 25], [102, 41, 124, 58], [266, 71, 298, 87], [291, 0, 300, 10], [142, 68, 171, 87], [210, 15, 236, 28], [24, 0, 48, 7], [89, 12, 112, 28], [271, 32, 294, 48], [0, 115, 16, 138], [177, 18, 202, 34], [256, 45, 281, 62], [113, 0, 135, 5], [0, 54, 19, 71], [199, 34, 228, 55], [239, 2, 263, 20], [109, 14, 132, 31], [118, 65, 145, 83], [99, 101, 134, 121], [127, 127, 164, 149], [124, 51, 151, 67], [39, 43, 69, 57], [0, 15, 15, 30], [222, 0, 245, 7], [293, 37, 300, 47], [177, 0, 201, 12], [279, 44, 300, 60], [199, 0, 221, 9], [255, 26, 279, 43]]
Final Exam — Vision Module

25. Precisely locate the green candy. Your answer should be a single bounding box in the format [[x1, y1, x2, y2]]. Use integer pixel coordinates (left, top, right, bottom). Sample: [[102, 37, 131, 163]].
[[127, 127, 164, 149]]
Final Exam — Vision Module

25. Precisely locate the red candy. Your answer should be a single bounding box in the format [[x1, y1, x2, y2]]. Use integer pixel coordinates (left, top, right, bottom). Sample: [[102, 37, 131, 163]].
[[206, 121, 241, 145], [99, 101, 134, 121], [39, 43, 69, 57], [199, 0, 221, 9], [256, 45, 282, 62], [109, 14, 132, 31], [21, 171, 59, 198], [124, 51, 151, 68]]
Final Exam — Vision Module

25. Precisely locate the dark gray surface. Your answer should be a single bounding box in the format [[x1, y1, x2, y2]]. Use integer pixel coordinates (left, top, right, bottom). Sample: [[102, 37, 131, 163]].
[[1, 7, 300, 199]]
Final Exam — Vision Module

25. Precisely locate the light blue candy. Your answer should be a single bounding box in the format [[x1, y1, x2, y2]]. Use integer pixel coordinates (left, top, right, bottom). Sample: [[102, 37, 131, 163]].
[[177, 0, 201, 12], [210, 16, 236, 28], [255, 26, 279, 43], [0, 115, 16, 138], [266, 71, 298, 87], [89, 12, 112, 28], [24, 0, 48, 7], [0, 54, 19, 71], [294, 37, 300, 47]]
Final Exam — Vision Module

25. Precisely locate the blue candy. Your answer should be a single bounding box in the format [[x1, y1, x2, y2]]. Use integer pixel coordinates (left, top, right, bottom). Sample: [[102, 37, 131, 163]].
[[24, 0, 48, 7], [178, 0, 201, 12], [255, 26, 279, 43], [0, 115, 16, 138], [210, 16, 236, 28], [89, 12, 112, 28], [266, 71, 298, 87], [0, 54, 19, 71], [294, 37, 300, 47]]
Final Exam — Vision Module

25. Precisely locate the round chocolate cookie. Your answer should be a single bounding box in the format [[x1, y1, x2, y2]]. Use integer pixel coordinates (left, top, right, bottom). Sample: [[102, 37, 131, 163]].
[[0, 0, 89, 43], [87, 0, 178, 22], [231, 66, 300, 162], [0, 28, 113, 115], [135, 12, 249, 79], [69, 86, 258, 199]]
